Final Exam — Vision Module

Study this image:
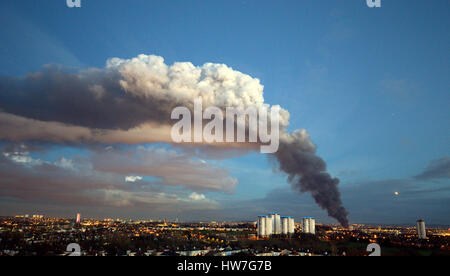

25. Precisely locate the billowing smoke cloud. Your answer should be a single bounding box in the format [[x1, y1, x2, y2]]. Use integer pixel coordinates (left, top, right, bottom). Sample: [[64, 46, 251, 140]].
[[0, 55, 279, 130], [0, 54, 348, 225]]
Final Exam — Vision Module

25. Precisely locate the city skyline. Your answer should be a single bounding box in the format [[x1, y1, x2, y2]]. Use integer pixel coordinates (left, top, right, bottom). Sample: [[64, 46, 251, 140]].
[[2, 214, 448, 257], [0, 0, 449, 226], [6, 212, 446, 229]]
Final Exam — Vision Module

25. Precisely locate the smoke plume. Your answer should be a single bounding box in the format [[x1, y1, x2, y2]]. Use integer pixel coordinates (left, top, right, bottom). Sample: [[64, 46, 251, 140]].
[[0, 54, 349, 225], [275, 130, 349, 226]]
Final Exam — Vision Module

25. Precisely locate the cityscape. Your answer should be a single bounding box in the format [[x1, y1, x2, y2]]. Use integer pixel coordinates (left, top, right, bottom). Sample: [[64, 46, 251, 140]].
[[1, 213, 448, 256]]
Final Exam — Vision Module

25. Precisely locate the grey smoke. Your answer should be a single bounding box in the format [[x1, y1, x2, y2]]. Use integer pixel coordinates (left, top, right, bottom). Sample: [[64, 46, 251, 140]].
[[0, 67, 175, 130], [274, 130, 349, 227]]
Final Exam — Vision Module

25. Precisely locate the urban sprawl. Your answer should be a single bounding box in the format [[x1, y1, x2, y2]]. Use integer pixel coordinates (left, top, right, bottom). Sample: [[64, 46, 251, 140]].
[[0, 213, 449, 256]]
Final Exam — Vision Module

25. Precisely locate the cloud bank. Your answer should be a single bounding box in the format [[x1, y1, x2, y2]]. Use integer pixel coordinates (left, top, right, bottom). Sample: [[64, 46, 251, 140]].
[[92, 146, 238, 192], [0, 145, 221, 212]]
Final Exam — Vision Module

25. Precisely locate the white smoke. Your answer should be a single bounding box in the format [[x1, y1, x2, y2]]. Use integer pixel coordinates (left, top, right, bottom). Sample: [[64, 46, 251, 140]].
[[108, 55, 265, 107]]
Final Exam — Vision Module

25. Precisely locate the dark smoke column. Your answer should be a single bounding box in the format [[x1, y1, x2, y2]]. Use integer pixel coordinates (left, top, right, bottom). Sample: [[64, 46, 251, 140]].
[[273, 130, 349, 227]]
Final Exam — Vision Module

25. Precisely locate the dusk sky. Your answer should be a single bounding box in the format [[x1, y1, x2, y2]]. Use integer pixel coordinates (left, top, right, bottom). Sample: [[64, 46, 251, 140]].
[[0, 0, 448, 225]]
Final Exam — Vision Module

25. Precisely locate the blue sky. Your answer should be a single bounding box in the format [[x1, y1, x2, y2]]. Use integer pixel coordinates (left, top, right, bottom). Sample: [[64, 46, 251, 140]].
[[0, 0, 449, 225]]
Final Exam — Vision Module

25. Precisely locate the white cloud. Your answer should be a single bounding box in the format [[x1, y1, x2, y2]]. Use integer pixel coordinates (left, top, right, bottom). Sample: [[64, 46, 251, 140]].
[[3, 151, 42, 166], [188, 192, 207, 201], [96, 190, 220, 211], [54, 158, 75, 170], [125, 175, 143, 183]]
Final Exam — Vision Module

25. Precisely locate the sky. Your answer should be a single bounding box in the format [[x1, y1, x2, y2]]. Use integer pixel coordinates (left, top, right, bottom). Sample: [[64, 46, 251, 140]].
[[0, 0, 448, 225]]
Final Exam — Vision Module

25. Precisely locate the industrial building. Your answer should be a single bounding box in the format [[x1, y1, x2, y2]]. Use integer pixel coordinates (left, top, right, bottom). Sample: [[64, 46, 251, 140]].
[[301, 217, 316, 235], [416, 219, 427, 239], [257, 213, 294, 238]]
